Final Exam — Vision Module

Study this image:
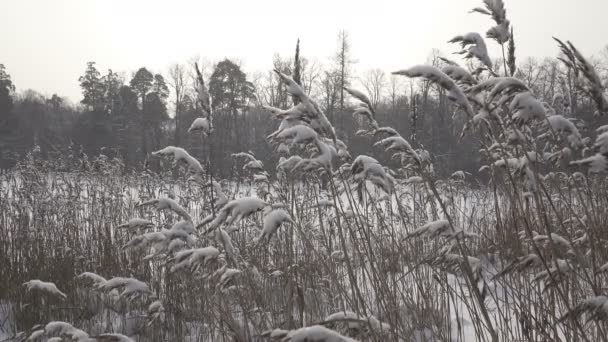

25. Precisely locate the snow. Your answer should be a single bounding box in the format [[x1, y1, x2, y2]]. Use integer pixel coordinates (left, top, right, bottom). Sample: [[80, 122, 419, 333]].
[[307, 139, 337, 170], [138, 197, 192, 222], [448, 32, 492, 69], [215, 268, 240, 291], [450, 171, 468, 180], [374, 126, 398, 136], [123, 221, 195, 255], [596, 124, 608, 133], [44, 321, 89, 341], [493, 254, 541, 279], [351, 155, 394, 194], [188, 117, 210, 134], [278, 155, 304, 171], [277, 143, 290, 154], [570, 154, 608, 173], [98, 277, 152, 298], [215, 228, 236, 259], [442, 65, 477, 86], [171, 220, 195, 234], [594, 131, 608, 154], [374, 136, 415, 155], [0, 173, 542, 342], [253, 174, 268, 182], [317, 198, 334, 207], [352, 106, 374, 121], [274, 124, 318, 145], [469, 77, 529, 102], [406, 219, 451, 239], [4, 31, 608, 339], [23, 280, 67, 300], [532, 259, 572, 282], [274, 70, 306, 98], [188, 177, 228, 208], [532, 232, 572, 251], [547, 115, 582, 146], [393, 65, 475, 117], [170, 247, 220, 273], [96, 333, 135, 342], [283, 325, 357, 342], [283, 102, 312, 119], [257, 209, 293, 242], [77, 272, 108, 287], [486, 21, 510, 43], [509, 92, 545, 124], [405, 176, 424, 184], [273, 70, 337, 143], [148, 300, 163, 313], [343, 87, 372, 108], [268, 328, 289, 338], [482, 0, 507, 23], [152, 146, 204, 175], [202, 196, 268, 232], [116, 217, 153, 230]]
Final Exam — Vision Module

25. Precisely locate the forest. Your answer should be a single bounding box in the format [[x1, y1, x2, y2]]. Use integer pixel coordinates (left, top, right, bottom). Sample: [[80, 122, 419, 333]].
[[2, 31, 605, 178]]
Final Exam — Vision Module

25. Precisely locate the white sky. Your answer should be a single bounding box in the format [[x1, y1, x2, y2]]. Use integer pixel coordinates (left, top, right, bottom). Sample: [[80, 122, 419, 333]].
[[1, 0, 607, 103]]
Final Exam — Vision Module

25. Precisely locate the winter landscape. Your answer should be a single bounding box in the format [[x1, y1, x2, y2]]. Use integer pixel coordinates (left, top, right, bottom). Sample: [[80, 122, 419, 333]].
[[2, 0, 608, 341]]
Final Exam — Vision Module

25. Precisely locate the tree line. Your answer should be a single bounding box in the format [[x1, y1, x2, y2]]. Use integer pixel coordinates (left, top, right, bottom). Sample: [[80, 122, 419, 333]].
[[1, 33, 607, 178]]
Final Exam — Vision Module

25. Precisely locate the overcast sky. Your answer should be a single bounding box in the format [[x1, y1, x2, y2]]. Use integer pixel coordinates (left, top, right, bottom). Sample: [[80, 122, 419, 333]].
[[1, 0, 607, 103]]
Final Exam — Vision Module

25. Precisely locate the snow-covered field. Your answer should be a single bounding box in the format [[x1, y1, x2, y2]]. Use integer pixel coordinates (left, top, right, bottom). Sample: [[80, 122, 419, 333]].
[[3, 0, 608, 340], [3, 164, 605, 342], [1, 169, 499, 341]]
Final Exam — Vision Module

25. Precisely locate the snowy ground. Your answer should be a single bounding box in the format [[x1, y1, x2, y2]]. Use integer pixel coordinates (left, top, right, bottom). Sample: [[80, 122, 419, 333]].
[[1, 170, 516, 341]]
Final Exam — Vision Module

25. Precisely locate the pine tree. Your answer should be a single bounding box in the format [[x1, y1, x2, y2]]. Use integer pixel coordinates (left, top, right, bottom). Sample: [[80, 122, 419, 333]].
[[0, 64, 15, 167], [78, 62, 105, 110], [292, 39, 302, 105], [335, 30, 355, 110]]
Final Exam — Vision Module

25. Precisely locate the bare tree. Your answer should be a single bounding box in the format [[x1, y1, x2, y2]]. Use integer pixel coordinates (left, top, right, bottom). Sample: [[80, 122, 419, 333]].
[[272, 54, 292, 108], [537, 58, 560, 101], [250, 71, 267, 105], [408, 80, 419, 146], [335, 30, 356, 110], [321, 69, 341, 120], [168, 63, 188, 145], [516, 57, 542, 93], [300, 57, 322, 97], [361, 68, 386, 109], [600, 45, 608, 87], [388, 75, 403, 115]]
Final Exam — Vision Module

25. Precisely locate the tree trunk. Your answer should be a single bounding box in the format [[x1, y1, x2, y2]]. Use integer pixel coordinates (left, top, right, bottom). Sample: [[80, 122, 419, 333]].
[[174, 93, 180, 146]]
